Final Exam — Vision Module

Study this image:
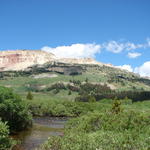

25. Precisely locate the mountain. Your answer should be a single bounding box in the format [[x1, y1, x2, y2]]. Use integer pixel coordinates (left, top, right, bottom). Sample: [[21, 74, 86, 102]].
[[0, 50, 103, 71], [0, 49, 150, 99], [0, 50, 56, 71]]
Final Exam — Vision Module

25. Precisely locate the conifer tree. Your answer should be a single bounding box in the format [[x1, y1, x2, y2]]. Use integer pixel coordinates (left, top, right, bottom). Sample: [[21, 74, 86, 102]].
[[26, 91, 33, 100]]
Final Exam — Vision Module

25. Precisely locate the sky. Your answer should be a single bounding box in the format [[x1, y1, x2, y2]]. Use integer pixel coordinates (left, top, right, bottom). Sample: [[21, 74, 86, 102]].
[[0, 0, 150, 76]]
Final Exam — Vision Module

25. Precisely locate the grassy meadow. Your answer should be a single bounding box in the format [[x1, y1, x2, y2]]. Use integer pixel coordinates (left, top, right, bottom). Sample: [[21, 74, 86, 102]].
[[0, 68, 150, 150]]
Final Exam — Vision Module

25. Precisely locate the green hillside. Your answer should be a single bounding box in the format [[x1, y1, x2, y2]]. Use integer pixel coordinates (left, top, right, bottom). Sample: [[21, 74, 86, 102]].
[[1, 63, 150, 150], [0, 63, 150, 102]]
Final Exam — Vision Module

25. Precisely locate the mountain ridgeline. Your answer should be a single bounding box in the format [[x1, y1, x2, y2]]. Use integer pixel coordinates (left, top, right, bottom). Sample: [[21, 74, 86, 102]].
[[0, 50, 150, 102]]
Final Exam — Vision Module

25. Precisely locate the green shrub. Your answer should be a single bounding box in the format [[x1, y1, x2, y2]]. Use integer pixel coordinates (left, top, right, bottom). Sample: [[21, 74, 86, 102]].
[[88, 96, 96, 102], [26, 91, 33, 100], [0, 86, 32, 133], [112, 98, 122, 114], [68, 90, 72, 95], [0, 119, 16, 150], [40, 110, 150, 150]]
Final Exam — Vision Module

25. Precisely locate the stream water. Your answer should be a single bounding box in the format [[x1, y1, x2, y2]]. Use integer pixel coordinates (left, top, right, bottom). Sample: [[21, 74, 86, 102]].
[[12, 117, 68, 150]]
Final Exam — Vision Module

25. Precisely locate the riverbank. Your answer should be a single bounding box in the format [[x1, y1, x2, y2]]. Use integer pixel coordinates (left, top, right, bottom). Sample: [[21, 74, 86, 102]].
[[38, 101, 150, 150], [12, 117, 68, 150]]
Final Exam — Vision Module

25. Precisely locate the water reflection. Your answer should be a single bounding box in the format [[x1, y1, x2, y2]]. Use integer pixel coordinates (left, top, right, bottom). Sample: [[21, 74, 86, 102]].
[[12, 117, 67, 150]]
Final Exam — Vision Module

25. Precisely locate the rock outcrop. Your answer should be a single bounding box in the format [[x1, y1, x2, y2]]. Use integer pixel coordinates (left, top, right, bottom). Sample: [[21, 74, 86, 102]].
[[56, 58, 103, 65], [0, 50, 103, 71], [0, 50, 56, 71]]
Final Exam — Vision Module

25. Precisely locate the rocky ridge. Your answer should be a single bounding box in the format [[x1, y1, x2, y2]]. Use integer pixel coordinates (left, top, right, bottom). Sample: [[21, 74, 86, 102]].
[[0, 50, 56, 71], [0, 50, 104, 71]]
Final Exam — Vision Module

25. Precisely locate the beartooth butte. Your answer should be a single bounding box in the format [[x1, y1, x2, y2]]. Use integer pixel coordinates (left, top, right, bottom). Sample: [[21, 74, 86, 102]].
[[0, 50, 105, 71], [0, 50, 56, 71]]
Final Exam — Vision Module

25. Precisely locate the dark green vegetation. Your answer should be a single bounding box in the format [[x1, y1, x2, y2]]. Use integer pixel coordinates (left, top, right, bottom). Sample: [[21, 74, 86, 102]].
[[40, 106, 150, 150], [26, 91, 34, 100], [0, 87, 32, 133], [0, 87, 32, 149], [0, 120, 16, 150], [0, 63, 150, 149]]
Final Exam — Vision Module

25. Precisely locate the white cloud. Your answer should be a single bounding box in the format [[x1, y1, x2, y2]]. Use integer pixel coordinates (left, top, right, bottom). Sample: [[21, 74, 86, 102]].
[[102, 38, 150, 53], [127, 52, 141, 58], [117, 65, 133, 72], [134, 61, 150, 77], [116, 62, 150, 77], [41, 38, 150, 58], [102, 41, 125, 53], [125, 42, 137, 50], [41, 43, 101, 58], [102, 41, 140, 53]]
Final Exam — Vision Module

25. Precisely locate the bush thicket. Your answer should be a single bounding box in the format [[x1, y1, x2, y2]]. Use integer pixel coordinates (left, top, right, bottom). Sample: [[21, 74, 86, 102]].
[[0, 86, 32, 133], [0, 119, 16, 150], [40, 109, 150, 150]]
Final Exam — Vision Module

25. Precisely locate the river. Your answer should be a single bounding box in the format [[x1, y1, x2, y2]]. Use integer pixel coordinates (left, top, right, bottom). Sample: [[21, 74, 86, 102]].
[[12, 117, 68, 150]]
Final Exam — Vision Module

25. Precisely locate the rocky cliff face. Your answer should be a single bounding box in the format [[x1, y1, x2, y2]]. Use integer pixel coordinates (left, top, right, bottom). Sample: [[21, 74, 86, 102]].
[[0, 50, 56, 71], [56, 58, 103, 65], [0, 50, 103, 71]]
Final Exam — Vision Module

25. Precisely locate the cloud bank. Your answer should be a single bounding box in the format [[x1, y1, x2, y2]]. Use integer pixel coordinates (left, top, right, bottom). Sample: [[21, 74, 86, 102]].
[[42, 38, 150, 58], [42, 43, 101, 58], [134, 61, 150, 77], [118, 61, 150, 77]]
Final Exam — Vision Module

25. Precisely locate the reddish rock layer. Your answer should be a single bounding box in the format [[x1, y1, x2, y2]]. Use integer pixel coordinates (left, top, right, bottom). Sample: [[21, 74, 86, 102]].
[[0, 50, 56, 71]]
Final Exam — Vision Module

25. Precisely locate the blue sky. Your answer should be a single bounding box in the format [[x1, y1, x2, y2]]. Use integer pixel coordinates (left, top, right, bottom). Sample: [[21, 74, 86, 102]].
[[0, 0, 150, 76]]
